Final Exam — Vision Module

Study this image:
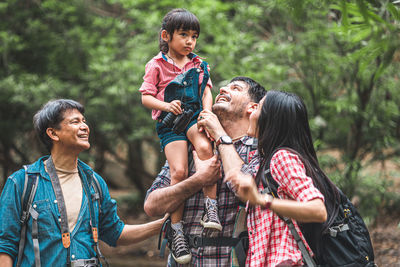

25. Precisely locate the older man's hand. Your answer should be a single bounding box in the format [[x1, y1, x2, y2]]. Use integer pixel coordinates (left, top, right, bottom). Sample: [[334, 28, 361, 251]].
[[192, 150, 221, 186], [197, 109, 227, 141]]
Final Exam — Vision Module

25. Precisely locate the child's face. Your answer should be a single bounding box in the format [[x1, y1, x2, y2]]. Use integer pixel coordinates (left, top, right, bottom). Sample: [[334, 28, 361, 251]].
[[165, 28, 198, 57]]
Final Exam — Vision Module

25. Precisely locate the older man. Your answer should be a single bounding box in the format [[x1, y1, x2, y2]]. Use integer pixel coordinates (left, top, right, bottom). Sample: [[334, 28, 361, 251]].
[[0, 99, 165, 267], [144, 77, 266, 266]]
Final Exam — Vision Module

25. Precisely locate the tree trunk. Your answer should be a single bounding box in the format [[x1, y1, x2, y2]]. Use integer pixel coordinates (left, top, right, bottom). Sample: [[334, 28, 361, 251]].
[[125, 140, 154, 200]]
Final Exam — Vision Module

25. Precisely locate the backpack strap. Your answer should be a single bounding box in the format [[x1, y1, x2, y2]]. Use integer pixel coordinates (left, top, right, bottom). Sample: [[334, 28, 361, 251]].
[[46, 158, 72, 267], [90, 173, 109, 267], [91, 174, 103, 214], [16, 165, 40, 267], [158, 216, 248, 267], [246, 138, 257, 164], [158, 217, 171, 258], [261, 163, 317, 267], [187, 235, 242, 248], [233, 231, 249, 267], [199, 61, 210, 101]]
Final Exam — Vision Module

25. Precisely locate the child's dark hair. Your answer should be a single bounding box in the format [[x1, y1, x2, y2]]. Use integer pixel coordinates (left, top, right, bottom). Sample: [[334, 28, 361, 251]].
[[159, 9, 200, 54]]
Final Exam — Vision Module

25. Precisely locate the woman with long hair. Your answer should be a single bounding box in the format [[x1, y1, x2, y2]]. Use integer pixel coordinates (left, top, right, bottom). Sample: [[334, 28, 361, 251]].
[[198, 90, 340, 266]]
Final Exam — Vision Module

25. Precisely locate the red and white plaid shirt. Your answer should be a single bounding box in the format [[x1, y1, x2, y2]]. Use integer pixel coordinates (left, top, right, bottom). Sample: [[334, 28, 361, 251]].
[[242, 149, 324, 267], [139, 52, 212, 120]]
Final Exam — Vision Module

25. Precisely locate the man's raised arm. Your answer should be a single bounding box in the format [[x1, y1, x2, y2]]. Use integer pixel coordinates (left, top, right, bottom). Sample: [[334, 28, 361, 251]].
[[144, 151, 221, 217]]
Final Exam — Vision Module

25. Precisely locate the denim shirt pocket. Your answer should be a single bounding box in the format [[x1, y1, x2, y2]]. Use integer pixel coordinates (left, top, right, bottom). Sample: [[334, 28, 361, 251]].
[[32, 199, 59, 239]]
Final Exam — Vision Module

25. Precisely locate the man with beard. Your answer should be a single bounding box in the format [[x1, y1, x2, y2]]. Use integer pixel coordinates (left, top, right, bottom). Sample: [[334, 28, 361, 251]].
[[144, 77, 266, 266]]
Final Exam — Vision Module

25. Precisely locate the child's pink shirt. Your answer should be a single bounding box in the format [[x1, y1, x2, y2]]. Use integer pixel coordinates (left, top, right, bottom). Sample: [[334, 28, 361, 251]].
[[139, 52, 212, 120]]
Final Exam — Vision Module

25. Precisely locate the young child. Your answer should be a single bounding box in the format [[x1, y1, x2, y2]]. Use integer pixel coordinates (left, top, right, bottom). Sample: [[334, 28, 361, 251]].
[[139, 8, 220, 264]]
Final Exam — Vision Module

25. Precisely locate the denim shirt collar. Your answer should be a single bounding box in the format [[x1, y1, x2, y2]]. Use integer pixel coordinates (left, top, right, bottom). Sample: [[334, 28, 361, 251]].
[[26, 155, 94, 183]]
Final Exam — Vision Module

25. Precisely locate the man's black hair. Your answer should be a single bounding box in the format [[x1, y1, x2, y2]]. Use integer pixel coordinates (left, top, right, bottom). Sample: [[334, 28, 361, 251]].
[[33, 99, 84, 152], [230, 76, 267, 103], [159, 8, 200, 54]]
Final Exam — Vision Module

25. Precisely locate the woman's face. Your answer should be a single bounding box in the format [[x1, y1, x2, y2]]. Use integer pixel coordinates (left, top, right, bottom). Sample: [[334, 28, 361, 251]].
[[247, 96, 265, 137]]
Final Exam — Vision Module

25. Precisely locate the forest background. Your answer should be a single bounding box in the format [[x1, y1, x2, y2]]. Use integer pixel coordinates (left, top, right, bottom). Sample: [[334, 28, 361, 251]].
[[1, 0, 400, 265]]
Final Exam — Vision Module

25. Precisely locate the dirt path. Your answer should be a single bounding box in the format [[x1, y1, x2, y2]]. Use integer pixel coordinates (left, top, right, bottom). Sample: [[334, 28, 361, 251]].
[[371, 219, 400, 266]]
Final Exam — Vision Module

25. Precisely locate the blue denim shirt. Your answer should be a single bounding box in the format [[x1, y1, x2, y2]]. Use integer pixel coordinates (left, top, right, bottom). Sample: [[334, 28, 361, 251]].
[[0, 156, 125, 267]]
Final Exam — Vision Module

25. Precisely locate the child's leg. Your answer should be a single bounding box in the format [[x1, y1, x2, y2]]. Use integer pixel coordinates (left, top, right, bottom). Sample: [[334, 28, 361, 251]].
[[164, 140, 189, 225], [187, 124, 216, 198], [187, 124, 222, 231], [164, 140, 192, 263]]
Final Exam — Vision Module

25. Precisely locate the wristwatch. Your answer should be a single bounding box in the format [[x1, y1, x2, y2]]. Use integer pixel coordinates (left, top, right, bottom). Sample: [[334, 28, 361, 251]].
[[216, 135, 233, 147]]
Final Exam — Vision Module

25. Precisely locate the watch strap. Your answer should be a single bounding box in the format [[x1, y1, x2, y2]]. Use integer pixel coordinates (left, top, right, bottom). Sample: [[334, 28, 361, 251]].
[[216, 135, 232, 147]]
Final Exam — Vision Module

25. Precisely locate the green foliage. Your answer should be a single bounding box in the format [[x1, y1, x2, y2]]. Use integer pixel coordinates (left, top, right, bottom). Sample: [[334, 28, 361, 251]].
[[354, 172, 399, 224], [114, 192, 143, 213], [1, 0, 399, 216]]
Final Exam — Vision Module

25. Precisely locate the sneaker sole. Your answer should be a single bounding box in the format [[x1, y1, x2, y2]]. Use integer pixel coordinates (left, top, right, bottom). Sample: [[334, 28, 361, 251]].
[[200, 220, 223, 231], [172, 253, 192, 264]]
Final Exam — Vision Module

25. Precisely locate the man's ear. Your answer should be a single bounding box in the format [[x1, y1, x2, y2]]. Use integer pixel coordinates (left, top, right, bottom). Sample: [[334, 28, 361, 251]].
[[46, 128, 59, 142], [247, 102, 258, 115], [161, 30, 170, 42]]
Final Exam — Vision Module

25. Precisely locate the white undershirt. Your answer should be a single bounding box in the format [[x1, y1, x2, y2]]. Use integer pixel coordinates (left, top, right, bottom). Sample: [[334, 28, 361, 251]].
[[56, 166, 83, 232], [45, 160, 83, 232]]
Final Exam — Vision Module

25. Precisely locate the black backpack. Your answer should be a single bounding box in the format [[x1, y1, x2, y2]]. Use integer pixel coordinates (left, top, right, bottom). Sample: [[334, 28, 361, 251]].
[[260, 159, 376, 267]]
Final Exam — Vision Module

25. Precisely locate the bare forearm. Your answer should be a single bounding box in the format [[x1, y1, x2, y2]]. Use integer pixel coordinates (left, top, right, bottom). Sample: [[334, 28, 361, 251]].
[[257, 196, 327, 223], [142, 94, 168, 111], [117, 217, 165, 246], [0, 253, 13, 267], [202, 86, 213, 111], [144, 173, 208, 216], [218, 143, 245, 178]]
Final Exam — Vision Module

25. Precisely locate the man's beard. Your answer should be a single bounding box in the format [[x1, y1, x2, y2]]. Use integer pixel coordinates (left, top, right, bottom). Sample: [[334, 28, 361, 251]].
[[212, 103, 246, 125]]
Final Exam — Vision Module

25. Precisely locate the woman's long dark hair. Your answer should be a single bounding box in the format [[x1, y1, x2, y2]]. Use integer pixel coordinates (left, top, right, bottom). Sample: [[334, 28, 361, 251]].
[[256, 90, 340, 256]]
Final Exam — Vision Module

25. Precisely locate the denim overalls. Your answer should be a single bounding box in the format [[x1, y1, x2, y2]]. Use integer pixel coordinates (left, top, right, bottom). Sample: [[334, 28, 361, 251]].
[[156, 60, 210, 149]]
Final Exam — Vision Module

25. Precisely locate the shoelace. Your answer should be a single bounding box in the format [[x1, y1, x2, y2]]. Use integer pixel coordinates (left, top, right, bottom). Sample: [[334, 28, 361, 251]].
[[205, 199, 219, 222], [173, 230, 189, 255]]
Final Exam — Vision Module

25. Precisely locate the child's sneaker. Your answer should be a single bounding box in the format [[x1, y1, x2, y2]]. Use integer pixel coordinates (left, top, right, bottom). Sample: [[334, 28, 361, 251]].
[[201, 197, 222, 231], [170, 223, 191, 264]]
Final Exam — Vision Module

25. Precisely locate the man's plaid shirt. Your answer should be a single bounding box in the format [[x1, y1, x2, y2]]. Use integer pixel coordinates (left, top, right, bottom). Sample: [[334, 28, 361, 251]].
[[146, 136, 258, 267]]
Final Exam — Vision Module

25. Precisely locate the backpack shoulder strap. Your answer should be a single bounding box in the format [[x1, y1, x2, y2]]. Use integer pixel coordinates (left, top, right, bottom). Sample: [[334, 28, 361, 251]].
[[91, 174, 103, 212], [199, 61, 210, 97], [245, 138, 258, 164], [259, 162, 279, 196], [90, 173, 109, 267], [16, 165, 39, 267]]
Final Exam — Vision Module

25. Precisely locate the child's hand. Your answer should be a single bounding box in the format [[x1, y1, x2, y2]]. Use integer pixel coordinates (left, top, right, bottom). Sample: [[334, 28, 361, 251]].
[[166, 100, 182, 115], [197, 109, 225, 141], [198, 125, 214, 141]]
